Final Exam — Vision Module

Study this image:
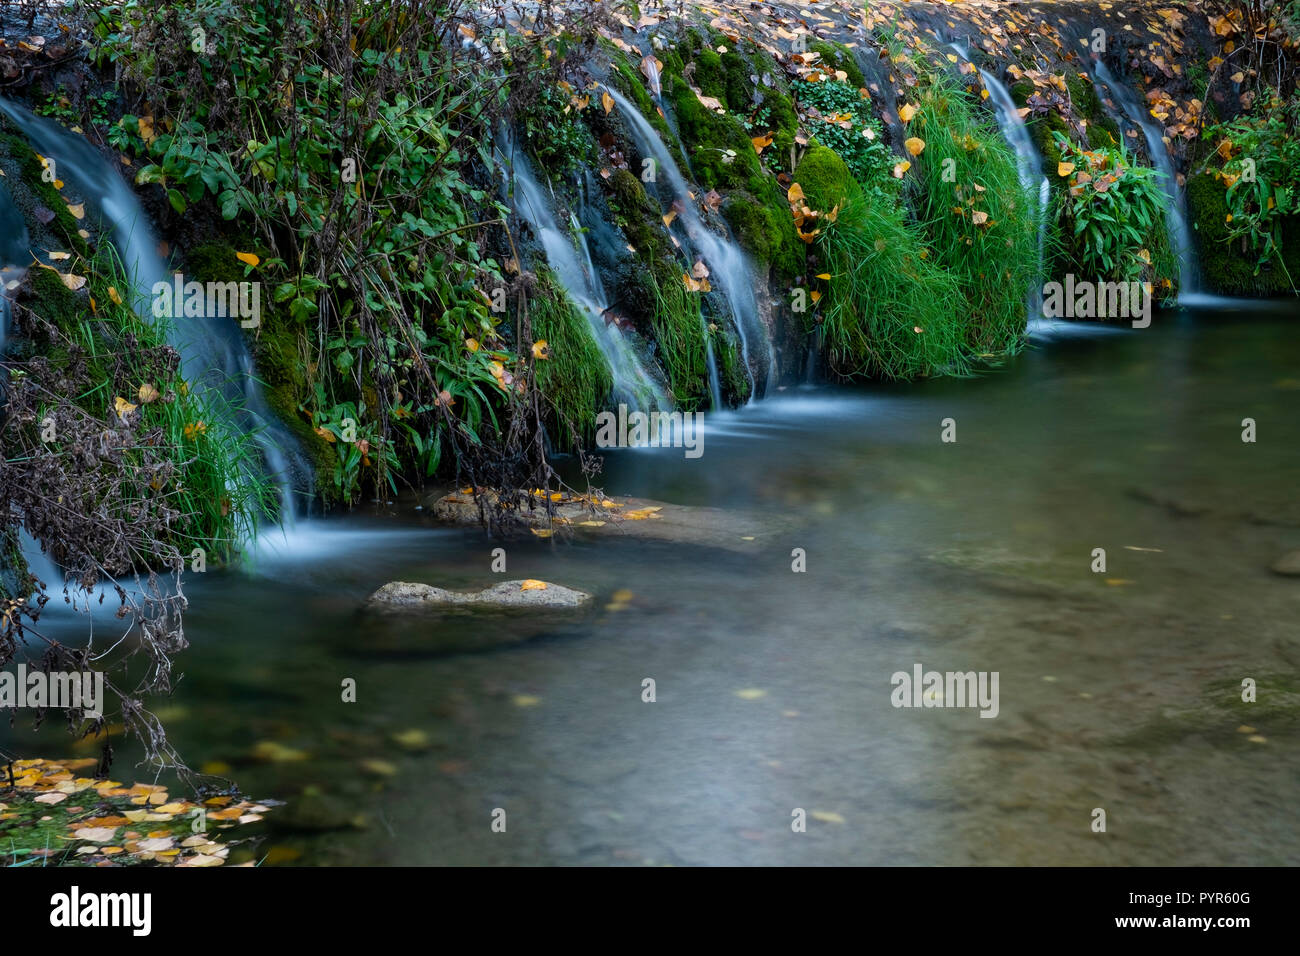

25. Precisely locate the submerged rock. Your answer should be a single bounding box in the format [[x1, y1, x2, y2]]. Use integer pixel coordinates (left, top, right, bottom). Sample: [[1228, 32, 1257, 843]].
[[1270, 552, 1300, 576], [367, 579, 592, 609], [429, 489, 783, 551]]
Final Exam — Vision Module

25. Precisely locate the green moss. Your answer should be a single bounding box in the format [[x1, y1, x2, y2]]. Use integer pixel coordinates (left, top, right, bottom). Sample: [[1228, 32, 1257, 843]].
[[793, 145, 863, 211], [809, 41, 866, 89], [0, 130, 90, 258], [723, 180, 802, 280], [667, 74, 766, 195], [26, 263, 83, 331], [694, 49, 727, 100], [532, 273, 613, 441], [607, 168, 663, 254]]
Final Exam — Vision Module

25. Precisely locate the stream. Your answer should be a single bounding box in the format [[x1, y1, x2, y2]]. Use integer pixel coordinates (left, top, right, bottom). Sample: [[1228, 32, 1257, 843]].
[[7, 297, 1297, 866]]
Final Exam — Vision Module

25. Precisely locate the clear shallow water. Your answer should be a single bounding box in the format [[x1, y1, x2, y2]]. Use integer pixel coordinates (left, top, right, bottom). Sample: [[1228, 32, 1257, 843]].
[[6, 302, 1300, 865]]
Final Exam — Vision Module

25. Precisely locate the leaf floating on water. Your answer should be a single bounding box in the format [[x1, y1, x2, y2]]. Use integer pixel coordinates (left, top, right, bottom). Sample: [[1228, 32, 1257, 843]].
[[1104, 578, 1134, 586], [512, 694, 541, 708], [360, 759, 398, 777], [578, 520, 606, 527], [810, 810, 846, 825], [1123, 546, 1163, 552], [734, 688, 767, 700]]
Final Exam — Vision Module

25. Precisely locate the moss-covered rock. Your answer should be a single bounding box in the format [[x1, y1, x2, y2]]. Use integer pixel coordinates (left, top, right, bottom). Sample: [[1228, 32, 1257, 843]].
[[667, 74, 766, 195], [722, 181, 802, 280], [793, 145, 863, 211]]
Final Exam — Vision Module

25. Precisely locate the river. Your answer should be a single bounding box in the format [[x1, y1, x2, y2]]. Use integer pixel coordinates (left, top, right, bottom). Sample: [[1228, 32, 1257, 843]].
[[6, 298, 1299, 865]]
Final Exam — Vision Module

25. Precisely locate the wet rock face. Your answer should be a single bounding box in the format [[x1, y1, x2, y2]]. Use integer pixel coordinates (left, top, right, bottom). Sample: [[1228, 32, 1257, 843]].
[[368, 580, 593, 609]]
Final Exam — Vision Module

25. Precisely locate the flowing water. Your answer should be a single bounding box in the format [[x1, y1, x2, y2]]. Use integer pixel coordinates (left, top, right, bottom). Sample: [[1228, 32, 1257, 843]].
[[0, 99, 311, 518], [609, 88, 776, 401], [974, 62, 1052, 317], [505, 141, 669, 412], [1090, 60, 1198, 294], [9, 298, 1297, 866]]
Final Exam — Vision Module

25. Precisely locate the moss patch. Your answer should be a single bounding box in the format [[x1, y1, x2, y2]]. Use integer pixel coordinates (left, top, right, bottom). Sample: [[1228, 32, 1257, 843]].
[[531, 273, 613, 441], [793, 145, 863, 211]]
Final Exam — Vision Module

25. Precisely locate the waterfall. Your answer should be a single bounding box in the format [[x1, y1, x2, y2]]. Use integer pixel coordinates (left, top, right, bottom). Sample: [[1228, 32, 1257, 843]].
[[0, 99, 311, 522], [503, 139, 669, 412], [1090, 59, 1198, 294], [951, 45, 1051, 321], [607, 88, 776, 402], [977, 66, 1052, 318]]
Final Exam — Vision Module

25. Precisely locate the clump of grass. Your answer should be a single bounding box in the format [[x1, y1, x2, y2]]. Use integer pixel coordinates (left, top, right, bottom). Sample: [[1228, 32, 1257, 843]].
[[910, 76, 1039, 355], [816, 195, 969, 380], [529, 271, 613, 445], [648, 270, 711, 411]]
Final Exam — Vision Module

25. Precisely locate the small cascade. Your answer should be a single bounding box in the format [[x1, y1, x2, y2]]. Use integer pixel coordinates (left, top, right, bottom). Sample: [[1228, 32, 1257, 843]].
[[0, 99, 312, 521], [607, 88, 776, 402], [976, 65, 1052, 316], [505, 140, 669, 412], [1090, 59, 1198, 293], [951, 45, 1051, 320]]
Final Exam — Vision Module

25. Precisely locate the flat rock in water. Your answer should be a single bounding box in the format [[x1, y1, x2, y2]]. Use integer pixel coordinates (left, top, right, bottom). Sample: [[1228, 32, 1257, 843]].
[[429, 489, 781, 551], [1270, 552, 1300, 576], [368, 579, 592, 609]]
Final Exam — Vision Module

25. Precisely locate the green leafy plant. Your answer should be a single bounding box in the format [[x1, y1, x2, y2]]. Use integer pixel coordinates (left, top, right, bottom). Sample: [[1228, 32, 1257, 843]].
[[793, 79, 895, 194], [1052, 132, 1174, 287]]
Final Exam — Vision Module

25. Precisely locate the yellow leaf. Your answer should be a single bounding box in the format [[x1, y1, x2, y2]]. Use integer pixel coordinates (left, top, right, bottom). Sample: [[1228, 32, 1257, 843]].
[[138, 383, 160, 404], [898, 103, 917, 123], [108, 286, 123, 305], [530, 528, 553, 538], [532, 339, 550, 360], [751, 133, 773, 153], [601, 91, 614, 114], [113, 396, 137, 419], [810, 290, 822, 303], [1137, 248, 1152, 264], [904, 137, 926, 156], [735, 688, 767, 700], [66, 203, 85, 220], [47, 251, 71, 261], [513, 694, 541, 707], [892, 161, 911, 178], [811, 810, 846, 824], [60, 272, 87, 291], [816, 273, 831, 280], [465, 337, 480, 352], [972, 210, 989, 225], [1057, 161, 1076, 177], [662, 210, 677, 228], [578, 520, 606, 527], [786, 182, 805, 204], [520, 579, 549, 591], [235, 251, 260, 267]]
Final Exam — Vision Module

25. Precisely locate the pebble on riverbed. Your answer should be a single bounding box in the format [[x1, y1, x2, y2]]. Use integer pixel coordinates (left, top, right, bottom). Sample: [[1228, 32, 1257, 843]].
[[1269, 551, 1300, 576]]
